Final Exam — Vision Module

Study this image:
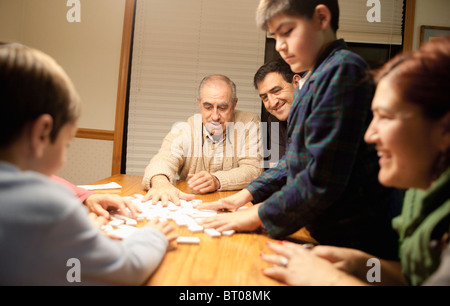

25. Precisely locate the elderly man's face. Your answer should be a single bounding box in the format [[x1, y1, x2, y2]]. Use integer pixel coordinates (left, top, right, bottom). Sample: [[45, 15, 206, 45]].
[[197, 79, 237, 137]]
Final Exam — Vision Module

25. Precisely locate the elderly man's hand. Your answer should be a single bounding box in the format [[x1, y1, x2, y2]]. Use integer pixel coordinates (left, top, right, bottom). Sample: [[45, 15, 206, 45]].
[[187, 171, 220, 193], [143, 175, 195, 206]]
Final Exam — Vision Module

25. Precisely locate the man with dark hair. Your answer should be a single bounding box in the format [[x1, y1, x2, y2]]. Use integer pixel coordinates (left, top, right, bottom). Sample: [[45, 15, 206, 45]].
[[254, 59, 305, 167]]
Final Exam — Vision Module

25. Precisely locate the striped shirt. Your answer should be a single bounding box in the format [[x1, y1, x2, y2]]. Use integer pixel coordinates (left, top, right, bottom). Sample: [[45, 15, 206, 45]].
[[247, 40, 401, 258]]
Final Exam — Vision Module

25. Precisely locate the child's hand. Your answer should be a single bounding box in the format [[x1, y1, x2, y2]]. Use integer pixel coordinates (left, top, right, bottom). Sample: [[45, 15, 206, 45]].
[[144, 218, 177, 243]]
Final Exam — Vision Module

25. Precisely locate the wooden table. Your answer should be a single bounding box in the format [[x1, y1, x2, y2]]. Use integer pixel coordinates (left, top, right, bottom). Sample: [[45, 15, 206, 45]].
[[92, 174, 317, 286]]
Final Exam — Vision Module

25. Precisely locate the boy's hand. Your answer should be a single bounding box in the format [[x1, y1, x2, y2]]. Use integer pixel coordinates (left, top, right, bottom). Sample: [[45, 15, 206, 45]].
[[144, 218, 177, 243]]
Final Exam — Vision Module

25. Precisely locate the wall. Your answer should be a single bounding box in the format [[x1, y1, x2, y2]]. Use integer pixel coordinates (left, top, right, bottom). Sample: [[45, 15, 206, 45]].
[[2, 0, 450, 184], [412, 0, 450, 50], [0, 0, 126, 184]]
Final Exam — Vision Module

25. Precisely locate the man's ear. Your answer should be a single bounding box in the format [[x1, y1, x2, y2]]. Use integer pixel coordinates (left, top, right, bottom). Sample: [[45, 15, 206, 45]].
[[29, 114, 53, 158], [314, 4, 332, 31]]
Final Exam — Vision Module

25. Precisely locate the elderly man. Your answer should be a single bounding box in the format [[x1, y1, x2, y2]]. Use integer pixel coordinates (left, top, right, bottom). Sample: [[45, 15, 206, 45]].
[[142, 74, 263, 205]]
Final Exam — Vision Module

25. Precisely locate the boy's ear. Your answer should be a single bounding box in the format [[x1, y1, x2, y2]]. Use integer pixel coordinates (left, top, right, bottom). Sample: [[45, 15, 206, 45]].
[[292, 74, 302, 87], [29, 114, 53, 158], [315, 4, 332, 31]]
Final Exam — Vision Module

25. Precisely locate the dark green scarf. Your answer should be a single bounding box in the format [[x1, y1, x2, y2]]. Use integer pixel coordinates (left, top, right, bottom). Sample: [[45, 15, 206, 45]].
[[392, 168, 450, 286]]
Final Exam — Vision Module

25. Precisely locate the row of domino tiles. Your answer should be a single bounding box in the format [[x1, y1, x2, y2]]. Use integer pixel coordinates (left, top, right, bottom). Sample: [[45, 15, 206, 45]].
[[101, 194, 236, 243]]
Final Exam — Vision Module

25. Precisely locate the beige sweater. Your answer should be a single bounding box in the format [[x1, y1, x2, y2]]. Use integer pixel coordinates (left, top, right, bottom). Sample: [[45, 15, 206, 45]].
[[142, 110, 263, 191]]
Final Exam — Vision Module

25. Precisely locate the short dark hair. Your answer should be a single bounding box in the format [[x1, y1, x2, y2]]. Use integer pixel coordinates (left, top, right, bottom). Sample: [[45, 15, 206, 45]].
[[254, 59, 297, 89], [0, 43, 80, 148], [256, 0, 339, 33]]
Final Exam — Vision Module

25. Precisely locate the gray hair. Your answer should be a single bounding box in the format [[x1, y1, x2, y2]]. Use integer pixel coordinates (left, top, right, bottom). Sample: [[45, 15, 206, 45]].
[[198, 74, 237, 103]]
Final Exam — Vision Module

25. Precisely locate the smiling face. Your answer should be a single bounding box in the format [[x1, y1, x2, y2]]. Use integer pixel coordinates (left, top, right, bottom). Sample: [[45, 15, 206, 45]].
[[197, 78, 237, 137], [257, 72, 298, 121], [364, 78, 444, 190]]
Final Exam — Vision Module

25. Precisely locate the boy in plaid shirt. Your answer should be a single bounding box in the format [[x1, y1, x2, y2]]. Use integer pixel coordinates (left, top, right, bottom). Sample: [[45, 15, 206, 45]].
[[199, 0, 401, 259]]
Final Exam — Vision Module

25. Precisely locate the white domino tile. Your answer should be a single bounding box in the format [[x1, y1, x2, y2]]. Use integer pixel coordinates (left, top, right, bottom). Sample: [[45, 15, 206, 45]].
[[177, 237, 201, 244], [222, 230, 235, 236], [109, 219, 124, 227], [188, 225, 204, 233], [204, 228, 221, 237]]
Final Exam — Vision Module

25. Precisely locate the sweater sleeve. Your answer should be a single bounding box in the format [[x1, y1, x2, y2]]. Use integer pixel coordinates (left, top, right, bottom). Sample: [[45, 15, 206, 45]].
[[213, 113, 263, 190], [43, 200, 169, 285], [142, 120, 192, 189]]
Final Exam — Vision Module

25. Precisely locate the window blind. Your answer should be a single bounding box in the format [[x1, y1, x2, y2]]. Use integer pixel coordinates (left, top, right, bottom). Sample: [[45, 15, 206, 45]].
[[338, 0, 404, 45], [126, 0, 266, 175]]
